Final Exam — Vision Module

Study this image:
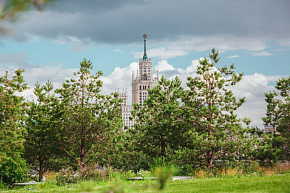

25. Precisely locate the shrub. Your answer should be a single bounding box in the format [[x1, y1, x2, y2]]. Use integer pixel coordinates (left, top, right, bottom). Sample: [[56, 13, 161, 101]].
[[0, 157, 29, 185], [56, 168, 78, 186], [136, 169, 151, 178], [195, 170, 206, 178], [79, 165, 109, 181]]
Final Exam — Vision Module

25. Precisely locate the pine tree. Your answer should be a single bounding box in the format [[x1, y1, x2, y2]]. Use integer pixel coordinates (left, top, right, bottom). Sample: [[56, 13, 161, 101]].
[[55, 59, 123, 169], [0, 69, 28, 184], [24, 81, 66, 181], [181, 48, 255, 171], [262, 77, 290, 159], [131, 76, 184, 165]]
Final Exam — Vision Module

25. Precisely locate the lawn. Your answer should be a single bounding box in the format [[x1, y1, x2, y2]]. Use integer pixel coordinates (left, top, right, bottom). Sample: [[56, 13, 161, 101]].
[[2, 174, 290, 193]]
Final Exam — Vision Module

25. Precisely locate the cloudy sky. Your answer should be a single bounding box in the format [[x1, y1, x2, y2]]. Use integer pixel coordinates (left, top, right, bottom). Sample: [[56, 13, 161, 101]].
[[1, 0, 289, 128]]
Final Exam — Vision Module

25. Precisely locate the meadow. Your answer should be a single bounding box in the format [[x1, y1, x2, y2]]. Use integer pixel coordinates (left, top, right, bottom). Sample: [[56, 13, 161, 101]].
[[2, 174, 289, 193]]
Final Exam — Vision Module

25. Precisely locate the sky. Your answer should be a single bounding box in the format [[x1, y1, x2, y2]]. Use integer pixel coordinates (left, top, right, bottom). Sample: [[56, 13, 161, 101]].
[[0, 0, 289, 129]]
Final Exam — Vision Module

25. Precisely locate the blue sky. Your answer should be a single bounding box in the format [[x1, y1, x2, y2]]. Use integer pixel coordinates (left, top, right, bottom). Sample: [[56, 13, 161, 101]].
[[0, 0, 289, 128]]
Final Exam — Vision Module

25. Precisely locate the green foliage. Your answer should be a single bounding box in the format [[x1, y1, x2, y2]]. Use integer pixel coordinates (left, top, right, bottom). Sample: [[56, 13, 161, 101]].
[[24, 81, 66, 182], [78, 180, 95, 192], [180, 48, 256, 171], [2, 175, 290, 193], [104, 177, 126, 193], [55, 59, 123, 169], [79, 165, 109, 182], [0, 69, 28, 184], [254, 133, 286, 166], [0, 156, 28, 185], [153, 165, 178, 190], [131, 76, 184, 166], [136, 169, 151, 178], [56, 168, 78, 186], [262, 76, 290, 159]]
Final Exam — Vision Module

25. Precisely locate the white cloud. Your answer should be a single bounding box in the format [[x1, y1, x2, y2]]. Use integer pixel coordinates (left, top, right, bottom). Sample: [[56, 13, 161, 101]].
[[134, 47, 188, 59], [132, 36, 271, 60], [250, 51, 273, 56], [154, 60, 176, 72], [167, 36, 269, 52], [225, 73, 287, 128], [0, 63, 77, 101], [265, 75, 289, 83], [227, 55, 239, 58], [153, 61, 278, 128], [100, 62, 139, 104], [54, 35, 92, 52]]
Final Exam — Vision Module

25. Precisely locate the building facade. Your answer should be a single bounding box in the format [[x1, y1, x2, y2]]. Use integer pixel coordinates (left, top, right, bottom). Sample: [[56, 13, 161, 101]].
[[117, 34, 158, 128]]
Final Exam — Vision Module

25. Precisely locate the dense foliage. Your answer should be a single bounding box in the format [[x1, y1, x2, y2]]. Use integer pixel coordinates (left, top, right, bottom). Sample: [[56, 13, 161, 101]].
[[131, 76, 184, 165], [262, 77, 290, 160], [24, 81, 65, 182], [54, 59, 123, 169], [179, 48, 256, 171], [0, 52, 288, 185], [0, 70, 28, 184]]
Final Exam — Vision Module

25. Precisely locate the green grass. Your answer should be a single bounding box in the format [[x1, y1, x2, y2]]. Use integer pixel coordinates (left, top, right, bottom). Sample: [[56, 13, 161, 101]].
[[2, 174, 290, 193]]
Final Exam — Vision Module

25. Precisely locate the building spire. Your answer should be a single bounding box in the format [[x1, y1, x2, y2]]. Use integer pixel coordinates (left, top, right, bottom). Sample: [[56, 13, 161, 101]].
[[143, 34, 148, 61]]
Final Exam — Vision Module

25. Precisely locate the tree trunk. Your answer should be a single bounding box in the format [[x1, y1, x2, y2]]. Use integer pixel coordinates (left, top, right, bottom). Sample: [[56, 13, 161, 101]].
[[38, 158, 43, 182], [161, 135, 165, 158], [80, 142, 85, 169], [207, 150, 213, 173]]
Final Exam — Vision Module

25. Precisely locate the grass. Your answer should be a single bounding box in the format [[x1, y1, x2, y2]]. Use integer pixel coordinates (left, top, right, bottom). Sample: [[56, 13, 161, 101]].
[[2, 174, 290, 193], [167, 175, 290, 193]]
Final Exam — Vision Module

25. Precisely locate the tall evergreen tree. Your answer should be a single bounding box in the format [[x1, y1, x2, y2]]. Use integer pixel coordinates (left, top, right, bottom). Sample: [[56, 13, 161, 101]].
[[24, 81, 65, 181], [0, 69, 28, 184], [262, 77, 290, 159], [181, 48, 255, 171], [55, 59, 123, 169], [131, 76, 184, 165]]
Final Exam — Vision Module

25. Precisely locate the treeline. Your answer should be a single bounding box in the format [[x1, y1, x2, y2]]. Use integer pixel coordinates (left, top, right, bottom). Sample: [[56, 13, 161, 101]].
[[0, 49, 289, 184]]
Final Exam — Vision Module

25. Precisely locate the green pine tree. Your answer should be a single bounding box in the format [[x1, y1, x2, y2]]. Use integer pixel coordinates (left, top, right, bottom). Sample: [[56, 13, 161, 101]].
[[0, 69, 29, 184], [262, 77, 290, 160], [181, 48, 256, 172], [131, 76, 184, 166], [24, 81, 67, 181], [55, 59, 123, 169]]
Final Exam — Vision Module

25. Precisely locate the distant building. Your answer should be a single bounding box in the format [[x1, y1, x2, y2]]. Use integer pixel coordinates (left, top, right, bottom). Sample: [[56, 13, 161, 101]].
[[264, 125, 277, 134], [116, 34, 158, 129]]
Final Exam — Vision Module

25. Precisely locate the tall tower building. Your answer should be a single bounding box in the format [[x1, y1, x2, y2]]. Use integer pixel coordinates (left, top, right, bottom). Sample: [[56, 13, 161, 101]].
[[116, 34, 158, 128], [132, 34, 158, 107]]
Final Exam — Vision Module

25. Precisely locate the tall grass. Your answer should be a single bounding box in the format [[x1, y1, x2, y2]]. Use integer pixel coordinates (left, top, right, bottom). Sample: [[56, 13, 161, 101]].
[[193, 162, 290, 178]]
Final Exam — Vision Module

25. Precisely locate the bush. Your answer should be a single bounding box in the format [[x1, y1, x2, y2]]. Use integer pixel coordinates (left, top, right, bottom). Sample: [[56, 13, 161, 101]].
[[0, 157, 28, 185], [136, 169, 151, 178], [56, 165, 113, 185], [56, 168, 78, 186], [79, 165, 109, 181]]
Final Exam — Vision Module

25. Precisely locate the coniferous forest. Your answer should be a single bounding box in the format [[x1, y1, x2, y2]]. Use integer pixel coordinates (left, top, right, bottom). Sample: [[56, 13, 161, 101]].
[[1, 49, 289, 187]]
